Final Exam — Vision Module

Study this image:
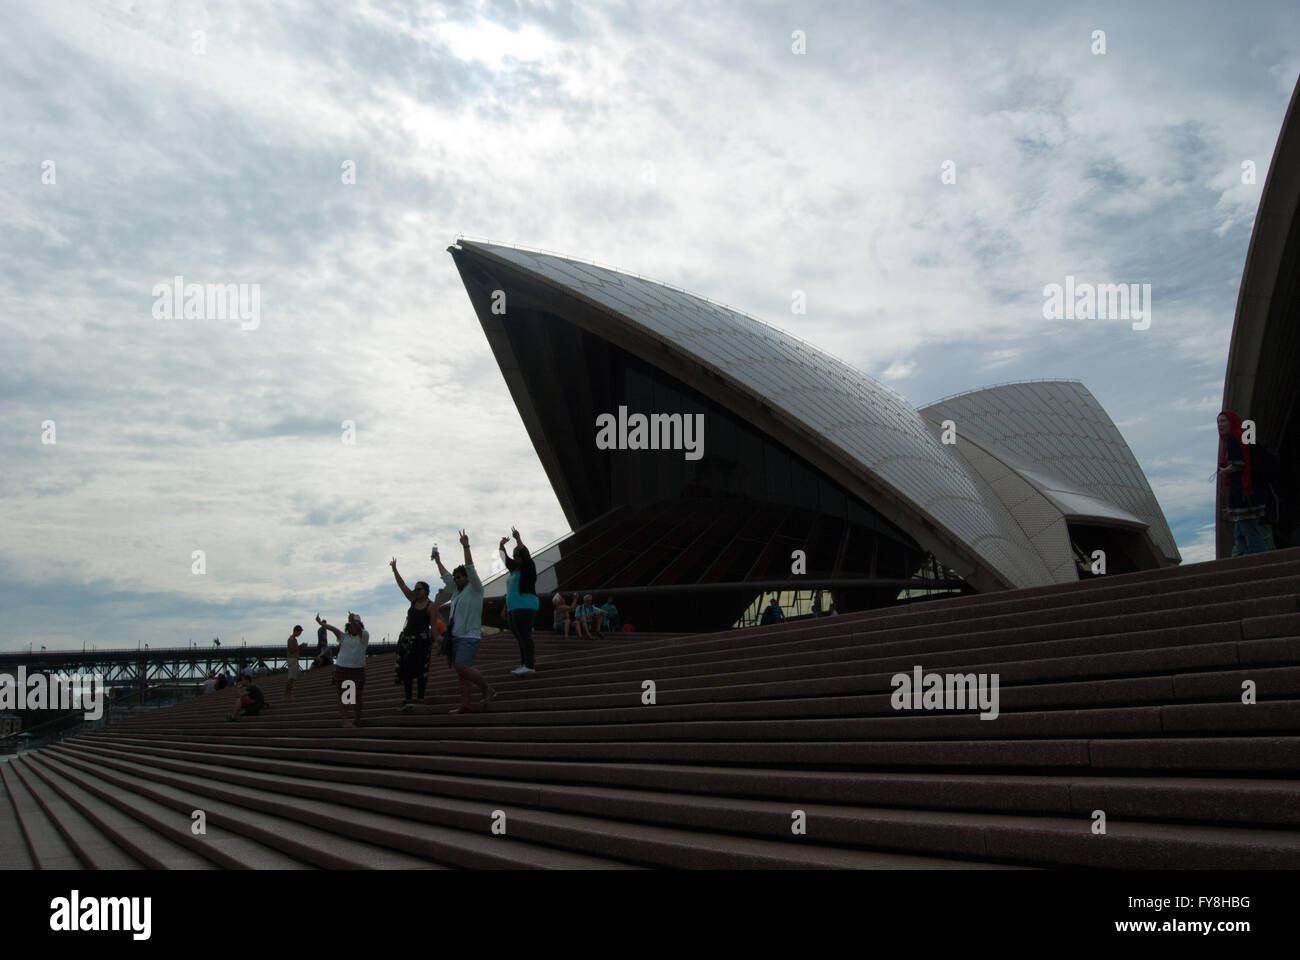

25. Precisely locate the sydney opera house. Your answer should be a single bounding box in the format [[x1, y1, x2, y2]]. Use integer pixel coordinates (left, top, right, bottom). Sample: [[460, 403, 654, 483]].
[[449, 240, 1181, 632], [1220, 72, 1300, 557]]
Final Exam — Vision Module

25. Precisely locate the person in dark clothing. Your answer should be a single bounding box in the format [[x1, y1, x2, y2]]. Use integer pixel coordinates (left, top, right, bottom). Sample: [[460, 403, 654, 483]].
[[760, 596, 784, 625], [500, 528, 540, 675], [1218, 410, 1269, 555], [227, 675, 265, 720], [390, 558, 441, 709], [313, 623, 333, 667]]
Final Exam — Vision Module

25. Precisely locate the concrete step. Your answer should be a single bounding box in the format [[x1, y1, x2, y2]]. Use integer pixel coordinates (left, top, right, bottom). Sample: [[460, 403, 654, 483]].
[[0, 761, 82, 869], [108, 633, 1300, 731], [103, 698, 1300, 746], [46, 741, 1300, 868], [128, 585, 1300, 724], [44, 744, 629, 870], [545, 587, 1300, 677], [0, 763, 39, 869], [22, 752, 248, 869], [32, 749, 413, 870], [46, 742, 1021, 869], [107, 665, 1300, 736], [64, 738, 1300, 830], [6, 758, 141, 869]]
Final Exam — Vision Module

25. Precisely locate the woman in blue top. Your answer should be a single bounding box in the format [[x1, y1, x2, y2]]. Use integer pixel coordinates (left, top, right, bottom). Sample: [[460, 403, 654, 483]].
[[500, 528, 540, 675]]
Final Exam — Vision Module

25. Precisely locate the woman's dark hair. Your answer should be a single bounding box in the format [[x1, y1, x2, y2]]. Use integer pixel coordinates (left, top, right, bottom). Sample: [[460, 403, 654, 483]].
[[293, 624, 303, 633], [453, 564, 468, 581], [414, 581, 431, 594], [503, 546, 537, 595]]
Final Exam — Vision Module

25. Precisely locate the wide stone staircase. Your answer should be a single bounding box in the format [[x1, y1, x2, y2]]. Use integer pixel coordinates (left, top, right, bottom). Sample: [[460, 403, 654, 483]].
[[3, 548, 1299, 869]]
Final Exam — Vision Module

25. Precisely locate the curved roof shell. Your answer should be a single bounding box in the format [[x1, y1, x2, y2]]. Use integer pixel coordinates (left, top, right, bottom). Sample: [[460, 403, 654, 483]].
[[451, 240, 1178, 590], [922, 380, 1180, 565], [1220, 74, 1300, 556]]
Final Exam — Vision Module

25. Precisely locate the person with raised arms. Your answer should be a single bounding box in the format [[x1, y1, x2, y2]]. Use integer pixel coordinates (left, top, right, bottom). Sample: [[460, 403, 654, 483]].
[[390, 557, 442, 709], [500, 527, 540, 675], [317, 611, 368, 727], [433, 530, 496, 713]]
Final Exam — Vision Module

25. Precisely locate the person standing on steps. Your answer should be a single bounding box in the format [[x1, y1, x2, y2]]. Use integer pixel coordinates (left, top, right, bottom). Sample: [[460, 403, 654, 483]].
[[390, 557, 440, 709], [284, 625, 303, 701], [1218, 410, 1270, 555], [500, 528, 539, 675], [313, 621, 333, 667], [317, 611, 368, 727], [433, 530, 496, 713]]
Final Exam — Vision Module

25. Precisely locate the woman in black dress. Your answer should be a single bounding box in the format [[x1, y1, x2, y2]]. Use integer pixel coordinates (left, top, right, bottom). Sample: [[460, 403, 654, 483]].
[[390, 557, 440, 709]]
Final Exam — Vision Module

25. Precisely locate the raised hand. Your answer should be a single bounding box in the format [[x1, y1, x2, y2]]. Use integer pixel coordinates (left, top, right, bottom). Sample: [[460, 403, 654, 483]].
[[390, 556, 398, 569], [499, 536, 509, 549], [459, 529, 470, 547]]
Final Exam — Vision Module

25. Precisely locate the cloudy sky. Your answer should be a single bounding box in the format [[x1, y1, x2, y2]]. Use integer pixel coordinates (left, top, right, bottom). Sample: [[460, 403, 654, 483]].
[[1, 0, 1297, 652]]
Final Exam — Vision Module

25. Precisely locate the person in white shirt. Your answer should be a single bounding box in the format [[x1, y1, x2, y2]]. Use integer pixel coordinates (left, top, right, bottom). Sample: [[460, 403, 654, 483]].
[[317, 611, 369, 727], [432, 530, 496, 714]]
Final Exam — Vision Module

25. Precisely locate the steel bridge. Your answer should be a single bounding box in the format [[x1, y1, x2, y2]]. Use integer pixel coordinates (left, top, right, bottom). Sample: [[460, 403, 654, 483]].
[[0, 642, 397, 691]]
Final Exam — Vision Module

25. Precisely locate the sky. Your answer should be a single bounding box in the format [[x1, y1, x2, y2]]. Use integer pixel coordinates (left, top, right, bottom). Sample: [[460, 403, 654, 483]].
[[1, 0, 1297, 652]]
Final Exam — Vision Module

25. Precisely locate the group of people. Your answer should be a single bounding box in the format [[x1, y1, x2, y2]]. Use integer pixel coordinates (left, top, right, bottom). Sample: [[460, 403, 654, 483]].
[[214, 528, 627, 725], [388, 529, 496, 715], [551, 593, 618, 638]]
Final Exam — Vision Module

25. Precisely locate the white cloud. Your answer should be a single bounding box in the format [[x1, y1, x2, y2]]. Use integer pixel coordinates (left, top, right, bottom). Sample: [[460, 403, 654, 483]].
[[880, 359, 917, 380]]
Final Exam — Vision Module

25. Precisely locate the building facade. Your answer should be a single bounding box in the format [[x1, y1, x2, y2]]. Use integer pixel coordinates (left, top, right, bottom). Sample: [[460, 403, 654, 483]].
[[1220, 75, 1300, 556], [450, 239, 1179, 631]]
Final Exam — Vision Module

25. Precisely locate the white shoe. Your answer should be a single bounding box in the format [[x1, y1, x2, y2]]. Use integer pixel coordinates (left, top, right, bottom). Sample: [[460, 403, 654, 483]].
[[510, 665, 529, 675], [519, 666, 536, 674]]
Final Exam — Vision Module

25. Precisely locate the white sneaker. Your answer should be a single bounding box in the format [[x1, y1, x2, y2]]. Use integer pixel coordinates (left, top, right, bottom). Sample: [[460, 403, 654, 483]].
[[519, 666, 536, 674], [510, 665, 529, 675]]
